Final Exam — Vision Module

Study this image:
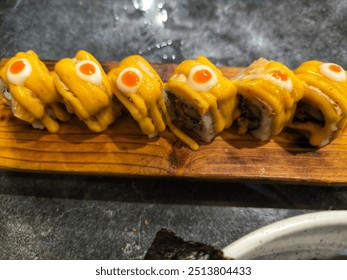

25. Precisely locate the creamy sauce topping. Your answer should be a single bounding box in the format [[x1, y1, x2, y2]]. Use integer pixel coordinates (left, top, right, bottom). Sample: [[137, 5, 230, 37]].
[[290, 60, 347, 146], [166, 56, 238, 136], [232, 58, 304, 136], [108, 55, 199, 150], [0, 50, 69, 133], [319, 63, 346, 82], [53, 50, 117, 132], [187, 64, 218, 92], [75, 60, 102, 85], [7, 58, 32, 86], [116, 67, 143, 93]]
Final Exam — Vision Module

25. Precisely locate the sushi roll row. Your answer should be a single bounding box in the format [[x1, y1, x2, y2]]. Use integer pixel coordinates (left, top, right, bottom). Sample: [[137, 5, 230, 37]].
[[1, 50, 347, 150]]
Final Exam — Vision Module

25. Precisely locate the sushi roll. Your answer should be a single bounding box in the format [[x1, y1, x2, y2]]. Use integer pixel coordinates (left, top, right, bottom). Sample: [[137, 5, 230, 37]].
[[164, 56, 239, 142], [232, 58, 304, 141], [108, 55, 199, 150], [288, 61, 347, 146], [0, 50, 70, 132], [52, 50, 121, 132]]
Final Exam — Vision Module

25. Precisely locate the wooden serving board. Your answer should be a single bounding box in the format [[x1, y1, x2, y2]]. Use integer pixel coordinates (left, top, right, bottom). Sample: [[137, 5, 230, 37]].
[[1, 62, 347, 185]]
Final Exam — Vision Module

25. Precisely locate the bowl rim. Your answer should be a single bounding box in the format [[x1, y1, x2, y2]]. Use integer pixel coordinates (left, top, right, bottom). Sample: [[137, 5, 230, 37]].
[[222, 210, 347, 259]]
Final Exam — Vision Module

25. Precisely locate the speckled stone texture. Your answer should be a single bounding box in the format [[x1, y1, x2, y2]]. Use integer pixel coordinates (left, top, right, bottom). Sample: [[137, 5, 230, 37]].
[[0, 0, 347, 259], [2, 0, 347, 67]]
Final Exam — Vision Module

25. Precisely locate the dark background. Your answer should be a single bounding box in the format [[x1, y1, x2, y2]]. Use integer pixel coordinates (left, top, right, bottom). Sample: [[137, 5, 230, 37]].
[[0, 0, 346, 259]]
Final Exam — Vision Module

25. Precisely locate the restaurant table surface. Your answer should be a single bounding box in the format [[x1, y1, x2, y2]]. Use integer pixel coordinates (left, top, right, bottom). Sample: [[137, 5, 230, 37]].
[[0, 0, 347, 259]]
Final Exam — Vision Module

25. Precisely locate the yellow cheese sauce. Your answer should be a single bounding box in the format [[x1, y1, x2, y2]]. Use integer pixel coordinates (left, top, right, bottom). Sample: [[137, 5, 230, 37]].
[[289, 60, 347, 146], [232, 58, 304, 136], [3, 51, 346, 149], [165, 56, 239, 135], [53, 50, 120, 132], [108, 55, 199, 150], [0, 50, 70, 132]]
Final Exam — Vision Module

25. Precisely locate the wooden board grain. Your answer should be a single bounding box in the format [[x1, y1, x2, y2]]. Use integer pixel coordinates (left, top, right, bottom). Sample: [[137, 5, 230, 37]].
[[1, 62, 347, 185]]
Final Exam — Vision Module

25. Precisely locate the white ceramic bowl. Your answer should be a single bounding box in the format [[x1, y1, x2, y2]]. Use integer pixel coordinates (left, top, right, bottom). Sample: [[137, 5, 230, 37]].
[[223, 211, 347, 260]]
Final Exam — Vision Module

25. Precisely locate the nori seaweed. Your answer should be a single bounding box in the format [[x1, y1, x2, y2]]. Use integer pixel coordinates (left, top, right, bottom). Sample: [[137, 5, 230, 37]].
[[144, 228, 228, 260]]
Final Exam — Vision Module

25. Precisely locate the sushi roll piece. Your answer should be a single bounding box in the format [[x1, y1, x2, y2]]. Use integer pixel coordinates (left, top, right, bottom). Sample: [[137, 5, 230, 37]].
[[108, 55, 199, 150], [0, 50, 70, 132], [52, 50, 121, 132], [164, 56, 239, 142], [232, 58, 304, 141], [288, 61, 347, 146]]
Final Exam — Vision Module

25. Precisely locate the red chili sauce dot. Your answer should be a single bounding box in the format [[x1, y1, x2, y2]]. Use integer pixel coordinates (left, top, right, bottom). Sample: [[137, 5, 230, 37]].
[[193, 69, 212, 84], [271, 70, 288, 81], [121, 71, 140, 87], [329, 64, 343, 73], [10, 60, 26, 74], [80, 62, 96, 75]]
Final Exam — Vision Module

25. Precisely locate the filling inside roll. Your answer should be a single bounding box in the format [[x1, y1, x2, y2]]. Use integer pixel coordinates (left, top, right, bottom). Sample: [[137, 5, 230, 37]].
[[237, 95, 273, 141], [0, 78, 11, 105], [294, 101, 325, 127], [164, 91, 215, 143], [164, 56, 238, 144], [290, 85, 342, 146]]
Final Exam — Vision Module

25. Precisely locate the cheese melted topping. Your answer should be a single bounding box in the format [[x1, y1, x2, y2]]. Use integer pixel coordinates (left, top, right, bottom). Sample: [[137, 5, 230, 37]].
[[53, 50, 119, 132], [232, 57, 304, 136], [165, 56, 239, 135], [108, 55, 199, 150], [289, 60, 347, 146], [0, 50, 70, 132]]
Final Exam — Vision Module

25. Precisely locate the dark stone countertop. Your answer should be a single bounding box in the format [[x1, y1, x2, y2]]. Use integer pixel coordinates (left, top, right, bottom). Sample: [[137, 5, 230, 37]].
[[0, 0, 346, 259]]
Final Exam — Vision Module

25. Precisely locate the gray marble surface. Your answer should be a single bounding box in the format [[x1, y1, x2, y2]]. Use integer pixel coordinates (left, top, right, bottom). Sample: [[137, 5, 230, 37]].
[[0, 0, 347, 259]]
